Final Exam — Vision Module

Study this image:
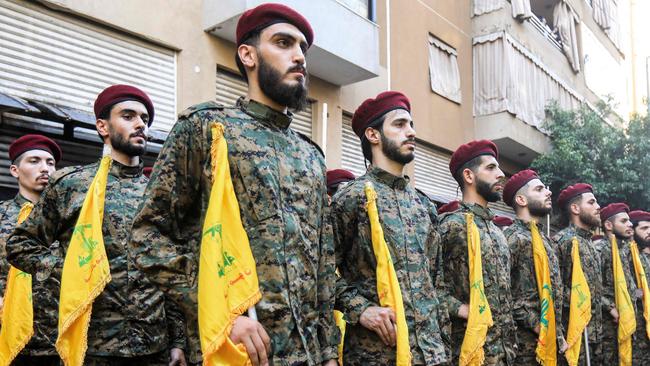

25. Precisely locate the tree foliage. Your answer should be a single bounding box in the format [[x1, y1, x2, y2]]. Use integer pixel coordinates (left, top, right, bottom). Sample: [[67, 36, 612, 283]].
[[531, 103, 650, 212]]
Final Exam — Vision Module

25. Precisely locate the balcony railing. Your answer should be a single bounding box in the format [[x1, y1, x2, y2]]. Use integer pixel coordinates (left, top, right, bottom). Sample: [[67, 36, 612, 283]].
[[528, 15, 563, 51]]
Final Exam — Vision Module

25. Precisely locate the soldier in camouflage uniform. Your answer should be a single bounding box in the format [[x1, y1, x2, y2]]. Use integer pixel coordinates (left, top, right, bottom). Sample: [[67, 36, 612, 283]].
[[331, 91, 449, 365], [438, 140, 517, 365], [630, 210, 650, 364], [0, 134, 61, 366], [501, 170, 567, 364], [595, 203, 641, 366], [7, 85, 186, 366], [553, 183, 603, 365], [129, 4, 338, 366]]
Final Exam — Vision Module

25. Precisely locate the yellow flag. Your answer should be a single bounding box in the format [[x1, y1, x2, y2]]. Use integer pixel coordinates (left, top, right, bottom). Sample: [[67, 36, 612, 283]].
[[611, 236, 636, 366], [460, 213, 493, 366], [334, 310, 345, 365], [198, 123, 261, 366], [56, 156, 112, 366], [629, 241, 650, 339], [564, 238, 592, 366], [530, 221, 557, 366], [0, 202, 34, 365], [364, 182, 411, 366]]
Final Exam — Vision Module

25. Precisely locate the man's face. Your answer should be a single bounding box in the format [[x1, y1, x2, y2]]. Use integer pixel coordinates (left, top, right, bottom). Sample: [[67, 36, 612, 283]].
[[102, 100, 148, 157], [608, 213, 634, 239], [473, 156, 505, 203], [519, 178, 552, 217], [575, 193, 601, 228], [378, 109, 416, 165], [10, 150, 56, 194], [634, 221, 650, 247], [256, 23, 309, 110]]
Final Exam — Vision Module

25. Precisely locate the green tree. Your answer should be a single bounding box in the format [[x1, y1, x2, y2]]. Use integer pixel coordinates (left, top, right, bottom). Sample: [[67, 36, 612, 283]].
[[531, 103, 650, 213]]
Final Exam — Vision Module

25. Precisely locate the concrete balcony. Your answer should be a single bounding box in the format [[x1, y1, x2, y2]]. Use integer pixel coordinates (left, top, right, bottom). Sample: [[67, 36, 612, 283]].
[[203, 0, 380, 86]]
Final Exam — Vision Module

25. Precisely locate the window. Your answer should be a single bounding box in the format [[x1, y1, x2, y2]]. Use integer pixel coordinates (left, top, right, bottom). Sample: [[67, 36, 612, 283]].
[[337, 0, 375, 21], [428, 34, 461, 104]]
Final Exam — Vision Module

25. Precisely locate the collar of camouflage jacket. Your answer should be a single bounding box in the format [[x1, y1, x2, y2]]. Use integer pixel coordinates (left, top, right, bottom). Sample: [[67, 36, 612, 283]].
[[568, 223, 593, 240], [109, 159, 144, 179], [13, 192, 30, 207], [513, 217, 545, 232], [460, 201, 494, 221], [237, 97, 293, 129], [367, 165, 410, 190]]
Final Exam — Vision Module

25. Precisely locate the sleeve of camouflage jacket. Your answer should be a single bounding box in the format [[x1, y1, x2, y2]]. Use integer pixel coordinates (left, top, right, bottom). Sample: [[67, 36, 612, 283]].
[[317, 200, 340, 361], [129, 117, 202, 309], [438, 217, 466, 318], [166, 300, 188, 350], [332, 195, 377, 325], [506, 232, 540, 332], [6, 182, 63, 281], [598, 242, 616, 313]]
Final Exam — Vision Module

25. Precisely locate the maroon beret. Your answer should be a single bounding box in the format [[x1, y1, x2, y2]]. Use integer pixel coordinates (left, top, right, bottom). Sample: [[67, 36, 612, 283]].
[[438, 200, 460, 214], [592, 234, 604, 241], [143, 167, 153, 178], [94, 85, 155, 126], [630, 210, 650, 224], [236, 3, 314, 47], [9, 134, 62, 163], [327, 169, 355, 188], [493, 215, 513, 228], [351, 91, 411, 140], [503, 169, 540, 207], [600, 202, 630, 222], [449, 140, 498, 176], [557, 183, 593, 209]]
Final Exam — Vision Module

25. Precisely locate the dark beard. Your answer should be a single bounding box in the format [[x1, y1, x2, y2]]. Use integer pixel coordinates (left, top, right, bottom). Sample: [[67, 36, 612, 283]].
[[634, 235, 650, 248], [477, 178, 501, 203], [380, 133, 414, 165], [578, 211, 600, 228], [109, 126, 146, 157], [528, 199, 552, 217], [258, 55, 308, 111]]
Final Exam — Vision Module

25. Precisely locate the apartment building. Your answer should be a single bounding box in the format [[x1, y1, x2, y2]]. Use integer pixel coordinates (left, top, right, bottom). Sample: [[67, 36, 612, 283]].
[[0, 0, 634, 218]]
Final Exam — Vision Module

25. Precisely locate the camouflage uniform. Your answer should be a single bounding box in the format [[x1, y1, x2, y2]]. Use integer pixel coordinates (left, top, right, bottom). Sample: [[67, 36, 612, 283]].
[[0, 194, 61, 365], [503, 219, 564, 364], [6, 161, 185, 364], [129, 98, 339, 365], [331, 166, 450, 365], [594, 236, 640, 366], [438, 202, 517, 366], [554, 224, 603, 366]]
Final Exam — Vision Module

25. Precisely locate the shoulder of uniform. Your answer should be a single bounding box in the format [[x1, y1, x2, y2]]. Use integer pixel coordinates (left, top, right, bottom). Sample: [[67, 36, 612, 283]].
[[294, 131, 324, 157], [50, 164, 88, 184], [331, 176, 364, 205], [178, 101, 235, 119]]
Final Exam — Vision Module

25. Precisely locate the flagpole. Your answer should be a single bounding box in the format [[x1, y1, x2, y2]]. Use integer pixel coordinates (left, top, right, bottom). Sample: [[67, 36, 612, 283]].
[[247, 306, 258, 321], [584, 328, 591, 366]]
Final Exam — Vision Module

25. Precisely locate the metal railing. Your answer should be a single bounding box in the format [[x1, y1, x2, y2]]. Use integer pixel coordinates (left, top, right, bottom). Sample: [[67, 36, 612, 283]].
[[528, 15, 563, 52]]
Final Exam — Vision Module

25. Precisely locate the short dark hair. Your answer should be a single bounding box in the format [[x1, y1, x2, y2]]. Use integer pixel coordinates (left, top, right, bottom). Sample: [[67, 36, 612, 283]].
[[235, 32, 261, 83], [360, 115, 386, 162], [452, 155, 484, 191]]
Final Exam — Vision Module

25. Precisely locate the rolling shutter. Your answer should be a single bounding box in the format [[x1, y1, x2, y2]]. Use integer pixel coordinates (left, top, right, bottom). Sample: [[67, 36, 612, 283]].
[[340, 113, 367, 178], [216, 68, 313, 138], [0, 0, 177, 132]]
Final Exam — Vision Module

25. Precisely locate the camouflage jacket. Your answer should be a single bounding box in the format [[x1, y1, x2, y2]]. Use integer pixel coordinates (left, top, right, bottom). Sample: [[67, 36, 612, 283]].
[[6, 160, 185, 357], [553, 224, 603, 342], [503, 218, 565, 357], [0, 194, 62, 355], [594, 236, 640, 332], [438, 202, 517, 365], [331, 166, 450, 365], [129, 98, 338, 365]]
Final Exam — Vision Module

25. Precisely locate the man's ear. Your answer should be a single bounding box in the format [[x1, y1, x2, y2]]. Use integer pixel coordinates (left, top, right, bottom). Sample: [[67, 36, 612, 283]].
[[238, 44, 257, 70], [9, 164, 19, 179], [462, 168, 474, 186], [514, 193, 527, 208], [569, 202, 580, 216], [96, 119, 109, 140], [604, 219, 613, 232], [364, 127, 380, 146]]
